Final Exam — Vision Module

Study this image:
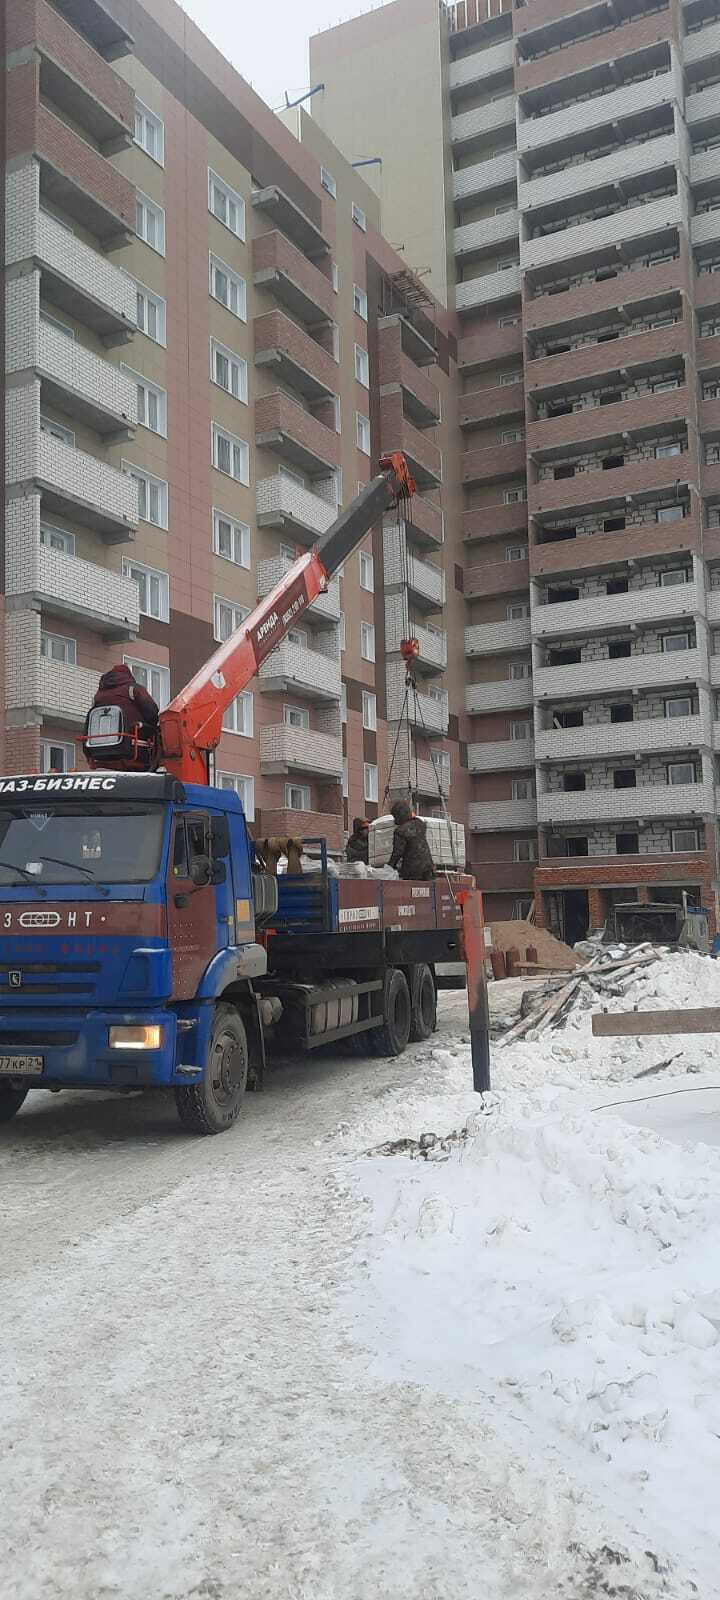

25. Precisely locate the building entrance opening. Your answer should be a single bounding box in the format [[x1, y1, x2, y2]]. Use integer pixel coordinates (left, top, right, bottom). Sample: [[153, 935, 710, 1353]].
[[558, 889, 589, 946]]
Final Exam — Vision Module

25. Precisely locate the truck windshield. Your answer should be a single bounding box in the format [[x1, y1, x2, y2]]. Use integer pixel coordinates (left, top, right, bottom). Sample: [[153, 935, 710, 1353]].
[[0, 803, 165, 886]]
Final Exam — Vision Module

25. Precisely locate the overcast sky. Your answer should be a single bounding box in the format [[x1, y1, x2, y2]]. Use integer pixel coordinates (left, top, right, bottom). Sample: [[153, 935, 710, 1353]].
[[179, 0, 384, 112]]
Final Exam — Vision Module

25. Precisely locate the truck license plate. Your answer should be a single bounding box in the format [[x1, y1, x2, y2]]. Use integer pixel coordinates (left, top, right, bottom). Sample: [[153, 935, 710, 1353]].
[[0, 1055, 43, 1076]]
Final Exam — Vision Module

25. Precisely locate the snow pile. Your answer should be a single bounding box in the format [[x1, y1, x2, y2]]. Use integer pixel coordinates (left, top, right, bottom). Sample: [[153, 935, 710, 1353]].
[[339, 953, 720, 1595]]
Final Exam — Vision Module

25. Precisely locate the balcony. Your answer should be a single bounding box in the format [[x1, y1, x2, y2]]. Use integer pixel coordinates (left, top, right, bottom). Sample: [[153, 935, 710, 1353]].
[[33, 103, 135, 241], [518, 71, 676, 158], [463, 439, 526, 486], [700, 396, 720, 435], [531, 518, 696, 580], [383, 526, 445, 608], [6, 166, 135, 339], [530, 452, 697, 519], [389, 750, 450, 799], [536, 715, 707, 765], [401, 496, 444, 549], [519, 133, 678, 216], [260, 808, 343, 852], [251, 186, 329, 260], [16, 0, 135, 149], [684, 20, 720, 67], [527, 322, 687, 395], [454, 210, 519, 261], [32, 315, 137, 434], [453, 150, 517, 205], [466, 617, 532, 656], [529, 387, 689, 458], [385, 606, 447, 671], [469, 860, 536, 893], [459, 321, 523, 374], [535, 852, 707, 888], [534, 647, 704, 702], [521, 193, 682, 275], [464, 501, 527, 544], [52, 0, 132, 56], [387, 665, 448, 734], [691, 209, 720, 253], [8, 396, 139, 539], [259, 725, 343, 780], [380, 394, 441, 488], [378, 314, 437, 369], [254, 309, 337, 403], [256, 474, 336, 544], [389, 358, 441, 430], [452, 94, 516, 153], [466, 677, 533, 714], [469, 798, 538, 832], [461, 380, 524, 429], [457, 265, 521, 313], [7, 537, 139, 640], [7, 657, 100, 726], [538, 782, 712, 826], [449, 38, 513, 91], [465, 557, 530, 597], [252, 231, 334, 327], [257, 640, 341, 703], [468, 737, 535, 772], [257, 556, 341, 624], [524, 256, 685, 337], [532, 582, 700, 642], [686, 82, 720, 132], [517, 11, 675, 94], [255, 391, 339, 477]]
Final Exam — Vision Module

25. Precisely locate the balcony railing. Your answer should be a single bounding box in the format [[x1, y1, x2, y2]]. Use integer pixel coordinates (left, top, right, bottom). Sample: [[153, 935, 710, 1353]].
[[469, 799, 538, 832], [34, 317, 136, 433], [452, 95, 516, 152], [538, 782, 712, 826], [33, 102, 135, 241], [518, 133, 678, 217], [389, 750, 450, 798], [521, 192, 682, 274], [8, 657, 100, 725], [536, 715, 706, 764], [380, 394, 442, 488], [6, 165, 136, 339], [532, 581, 700, 641], [258, 639, 341, 702], [457, 265, 521, 312], [25, 0, 135, 147], [7, 538, 139, 639], [449, 38, 513, 91], [387, 666, 448, 733], [257, 556, 341, 623], [466, 677, 533, 714], [466, 617, 532, 656], [252, 230, 335, 326], [259, 725, 343, 779], [468, 737, 535, 772], [453, 150, 517, 204], [534, 648, 704, 701], [518, 70, 676, 156], [38, 431, 138, 538], [255, 391, 340, 476], [385, 610, 447, 670], [383, 526, 445, 607], [254, 309, 337, 402], [256, 473, 336, 543], [455, 210, 520, 262], [252, 185, 329, 260]]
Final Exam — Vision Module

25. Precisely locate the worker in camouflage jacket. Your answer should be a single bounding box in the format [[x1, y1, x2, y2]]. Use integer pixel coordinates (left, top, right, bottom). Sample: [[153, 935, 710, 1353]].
[[346, 817, 369, 865], [388, 800, 434, 880]]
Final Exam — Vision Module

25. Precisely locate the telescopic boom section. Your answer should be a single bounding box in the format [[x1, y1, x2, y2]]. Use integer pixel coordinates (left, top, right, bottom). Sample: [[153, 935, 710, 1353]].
[[159, 453, 415, 784]]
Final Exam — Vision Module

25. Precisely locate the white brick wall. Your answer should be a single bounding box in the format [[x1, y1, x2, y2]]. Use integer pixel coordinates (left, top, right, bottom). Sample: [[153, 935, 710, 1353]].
[[256, 473, 336, 537], [6, 277, 137, 427], [6, 165, 136, 329], [538, 782, 712, 826], [258, 640, 341, 700], [468, 737, 534, 772], [455, 209, 519, 259], [457, 264, 521, 311], [519, 133, 679, 215], [384, 595, 447, 666], [452, 95, 516, 149], [466, 617, 531, 656], [536, 715, 706, 763], [686, 82, 720, 128], [691, 209, 720, 250], [386, 662, 449, 732], [535, 648, 704, 701], [390, 749, 450, 797], [518, 71, 675, 155], [532, 583, 700, 640], [469, 799, 537, 832], [6, 499, 139, 630], [449, 38, 513, 90], [6, 612, 99, 723], [383, 525, 445, 604], [521, 192, 683, 272], [466, 677, 533, 713], [259, 725, 343, 778], [453, 149, 517, 203]]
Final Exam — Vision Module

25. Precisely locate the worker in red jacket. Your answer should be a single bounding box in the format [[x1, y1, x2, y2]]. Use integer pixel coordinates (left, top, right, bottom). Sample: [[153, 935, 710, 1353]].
[[84, 663, 160, 768]]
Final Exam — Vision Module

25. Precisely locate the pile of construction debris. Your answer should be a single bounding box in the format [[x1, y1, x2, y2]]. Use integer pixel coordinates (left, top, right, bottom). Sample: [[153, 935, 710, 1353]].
[[496, 942, 666, 1046]]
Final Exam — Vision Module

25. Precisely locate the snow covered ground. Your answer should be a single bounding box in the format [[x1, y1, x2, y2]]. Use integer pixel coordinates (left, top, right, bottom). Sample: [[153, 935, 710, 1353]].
[[1, 955, 720, 1598]]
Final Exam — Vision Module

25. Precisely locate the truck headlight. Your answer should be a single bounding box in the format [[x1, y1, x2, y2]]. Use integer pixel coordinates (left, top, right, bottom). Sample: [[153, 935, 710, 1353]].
[[108, 1025, 163, 1050]]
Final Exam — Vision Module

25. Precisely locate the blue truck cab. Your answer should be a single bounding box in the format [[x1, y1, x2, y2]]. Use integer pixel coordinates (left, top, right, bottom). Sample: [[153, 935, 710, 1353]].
[[0, 772, 266, 1134]]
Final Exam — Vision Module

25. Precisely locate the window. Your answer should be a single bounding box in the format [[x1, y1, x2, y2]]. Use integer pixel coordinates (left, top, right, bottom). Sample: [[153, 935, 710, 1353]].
[[512, 779, 534, 800], [500, 371, 522, 386], [360, 621, 375, 661], [656, 442, 682, 459], [135, 191, 165, 254], [502, 429, 525, 444], [509, 660, 531, 679], [134, 101, 164, 164], [353, 284, 368, 320], [320, 166, 337, 198], [123, 559, 169, 622], [660, 568, 689, 586], [613, 769, 636, 790], [611, 703, 633, 724], [506, 545, 527, 561], [665, 696, 692, 718], [212, 509, 250, 568], [40, 523, 75, 555], [41, 631, 75, 665], [340, 683, 347, 723], [214, 596, 249, 644], [217, 773, 254, 820], [653, 379, 679, 394], [124, 658, 170, 709], [41, 311, 73, 339], [287, 625, 308, 649], [356, 413, 371, 454], [40, 739, 76, 774], [124, 368, 167, 435], [332, 263, 340, 294], [672, 828, 699, 852], [354, 343, 369, 387], [362, 690, 377, 731], [40, 414, 74, 447], [222, 690, 253, 736], [210, 339, 248, 402], [342, 758, 349, 800], [208, 168, 245, 239], [209, 254, 247, 321], [124, 463, 168, 528], [507, 602, 530, 620], [504, 488, 526, 504], [135, 282, 166, 345], [283, 704, 309, 730], [359, 550, 374, 591], [656, 504, 684, 523], [364, 762, 378, 804], [511, 721, 529, 740], [668, 762, 696, 785], [285, 782, 310, 811], [212, 424, 249, 483], [499, 314, 521, 328], [352, 200, 367, 230], [513, 838, 537, 862], [662, 632, 690, 652], [616, 832, 638, 856], [608, 640, 631, 660]]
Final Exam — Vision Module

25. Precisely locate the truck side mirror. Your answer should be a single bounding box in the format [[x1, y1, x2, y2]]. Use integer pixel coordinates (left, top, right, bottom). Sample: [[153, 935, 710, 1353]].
[[189, 855, 212, 888]]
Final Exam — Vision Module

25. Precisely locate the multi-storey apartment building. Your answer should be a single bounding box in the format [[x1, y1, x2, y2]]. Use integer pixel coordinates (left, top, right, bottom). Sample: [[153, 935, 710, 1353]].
[[3, 0, 455, 854], [311, 0, 720, 941]]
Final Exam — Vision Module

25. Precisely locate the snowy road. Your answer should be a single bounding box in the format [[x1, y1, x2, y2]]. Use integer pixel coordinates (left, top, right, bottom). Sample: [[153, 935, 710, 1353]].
[[1, 971, 719, 1599]]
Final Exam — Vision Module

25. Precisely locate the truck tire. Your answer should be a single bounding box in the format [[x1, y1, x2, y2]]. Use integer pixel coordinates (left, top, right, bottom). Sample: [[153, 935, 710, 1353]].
[[0, 1084, 28, 1123], [409, 964, 437, 1043], [175, 1005, 248, 1136], [367, 968, 411, 1058]]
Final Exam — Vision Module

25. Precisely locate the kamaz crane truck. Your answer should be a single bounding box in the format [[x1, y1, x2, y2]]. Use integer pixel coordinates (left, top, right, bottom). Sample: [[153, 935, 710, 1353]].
[[0, 458, 489, 1134]]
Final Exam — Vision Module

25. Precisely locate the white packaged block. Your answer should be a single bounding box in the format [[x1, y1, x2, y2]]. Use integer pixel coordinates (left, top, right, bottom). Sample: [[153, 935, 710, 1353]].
[[368, 813, 465, 870]]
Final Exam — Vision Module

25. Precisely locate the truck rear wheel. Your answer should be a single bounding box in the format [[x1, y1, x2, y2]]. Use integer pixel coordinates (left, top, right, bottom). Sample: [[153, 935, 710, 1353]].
[[175, 1005, 248, 1136], [367, 968, 411, 1058], [0, 1084, 29, 1123], [409, 964, 436, 1042]]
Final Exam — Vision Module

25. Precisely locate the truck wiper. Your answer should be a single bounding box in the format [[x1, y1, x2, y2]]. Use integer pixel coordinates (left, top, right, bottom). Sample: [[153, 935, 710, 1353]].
[[0, 860, 48, 898], [33, 856, 111, 897]]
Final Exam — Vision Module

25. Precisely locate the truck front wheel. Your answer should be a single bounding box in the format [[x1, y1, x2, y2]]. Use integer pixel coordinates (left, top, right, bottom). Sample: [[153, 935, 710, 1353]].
[[175, 1005, 248, 1136], [367, 968, 411, 1058], [0, 1084, 29, 1123]]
